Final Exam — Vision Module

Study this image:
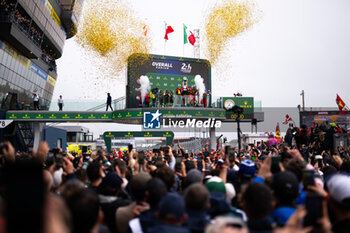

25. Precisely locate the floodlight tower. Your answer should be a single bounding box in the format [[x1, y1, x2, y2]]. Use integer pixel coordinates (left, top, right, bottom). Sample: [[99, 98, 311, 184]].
[[193, 29, 200, 58]]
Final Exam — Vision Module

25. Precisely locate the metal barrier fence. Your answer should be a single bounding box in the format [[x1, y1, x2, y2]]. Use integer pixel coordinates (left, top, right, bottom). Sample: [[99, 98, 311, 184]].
[[180, 137, 210, 154]]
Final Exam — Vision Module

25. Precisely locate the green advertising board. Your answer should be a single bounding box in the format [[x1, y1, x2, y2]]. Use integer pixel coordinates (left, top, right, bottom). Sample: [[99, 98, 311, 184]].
[[103, 131, 174, 152], [114, 108, 225, 119], [222, 97, 254, 120], [6, 112, 113, 121], [6, 108, 226, 122]]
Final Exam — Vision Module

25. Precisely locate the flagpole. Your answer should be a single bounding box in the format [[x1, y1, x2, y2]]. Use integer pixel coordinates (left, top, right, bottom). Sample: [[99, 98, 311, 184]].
[[301, 90, 305, 111], [182, 24, 185, 57], [183, 42, 184, 57], [164, 21, 166, 55]]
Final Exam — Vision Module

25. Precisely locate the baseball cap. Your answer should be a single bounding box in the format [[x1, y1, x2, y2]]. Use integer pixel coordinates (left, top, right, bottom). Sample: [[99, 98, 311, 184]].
[[238, 159, 256, 178], [327, 173, 350, 207], [205, 176, 226, 194], [158, 192, 186, 220], [100, 172, 123, 191], [272, 171, 299, 200], [208, 191, 230, 217], [217, 158, 224, 165], [226, 170, 236, 182], [186, 169, 202, 185], [103, 160, 111, 167], [225, 183, 236, 201], [203, 175, 213, 184]]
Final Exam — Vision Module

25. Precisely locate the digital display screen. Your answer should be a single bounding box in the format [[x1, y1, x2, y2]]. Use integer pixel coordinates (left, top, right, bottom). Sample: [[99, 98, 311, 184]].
[[126, 54, 211, 108]]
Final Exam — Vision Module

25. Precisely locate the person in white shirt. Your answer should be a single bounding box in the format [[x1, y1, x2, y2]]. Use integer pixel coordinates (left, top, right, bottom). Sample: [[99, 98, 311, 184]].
[[33, 93, 39, 110], [58, 95, 64, 111]]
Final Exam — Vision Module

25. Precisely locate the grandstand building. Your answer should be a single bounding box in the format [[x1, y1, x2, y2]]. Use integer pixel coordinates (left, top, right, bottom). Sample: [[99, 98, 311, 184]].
[[0, 0, 83, 110]]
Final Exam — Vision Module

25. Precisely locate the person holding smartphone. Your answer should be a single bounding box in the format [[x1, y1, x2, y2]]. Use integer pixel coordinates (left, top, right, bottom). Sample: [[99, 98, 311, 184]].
[[166, 146, 175, 171]]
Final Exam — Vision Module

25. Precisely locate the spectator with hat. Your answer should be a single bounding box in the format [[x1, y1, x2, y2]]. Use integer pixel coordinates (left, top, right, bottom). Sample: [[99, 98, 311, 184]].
[[235, 159, 257, 209], [238, 159, 256, 182], [98, 172, 131, 232], [148, 192, 190, 233], [241, 183, 275, 233], [205, 176, 244, 220], [327, 173, 350, 233], [270, 171, 299, 226], [183, 169, 203, 190]]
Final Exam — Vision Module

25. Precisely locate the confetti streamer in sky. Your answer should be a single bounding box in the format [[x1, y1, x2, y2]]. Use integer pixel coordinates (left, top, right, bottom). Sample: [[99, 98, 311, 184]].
[[204, 0, 259, 64], [75, 0, 151, 77]]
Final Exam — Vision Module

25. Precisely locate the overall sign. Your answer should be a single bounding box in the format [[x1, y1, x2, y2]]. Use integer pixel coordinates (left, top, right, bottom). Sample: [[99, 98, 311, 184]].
[[127, 54, 211, 108]]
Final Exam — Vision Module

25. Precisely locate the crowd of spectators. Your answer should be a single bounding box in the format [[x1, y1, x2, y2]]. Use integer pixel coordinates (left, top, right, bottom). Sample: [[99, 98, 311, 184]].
[[0, 0, 43, 46], [0, 0, 15, 12], [0, 123, 350, 233], [41, 47, 57, 69], [1, 0, 57, 69], [12, 9, 43, 46], [284, 122, 347, 156]]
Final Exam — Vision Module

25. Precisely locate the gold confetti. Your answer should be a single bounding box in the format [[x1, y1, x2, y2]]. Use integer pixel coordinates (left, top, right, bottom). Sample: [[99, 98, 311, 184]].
[[75, 0, 151, 76], [204, 0, 259, 64]]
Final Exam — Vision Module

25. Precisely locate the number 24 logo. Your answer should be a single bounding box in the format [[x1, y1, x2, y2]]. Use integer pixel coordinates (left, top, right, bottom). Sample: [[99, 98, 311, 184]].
[[181, 63, 191, 71]]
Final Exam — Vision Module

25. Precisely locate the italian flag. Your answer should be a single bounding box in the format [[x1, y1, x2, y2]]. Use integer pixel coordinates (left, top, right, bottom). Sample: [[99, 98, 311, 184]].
[[183, 24, 196, 45], [164, 23, 174, 40]]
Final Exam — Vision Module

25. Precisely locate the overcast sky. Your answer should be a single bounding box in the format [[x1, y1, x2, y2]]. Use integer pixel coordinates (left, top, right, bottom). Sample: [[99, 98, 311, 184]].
[[55, 0, 350, 107], [52, 0, 350, 138]]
